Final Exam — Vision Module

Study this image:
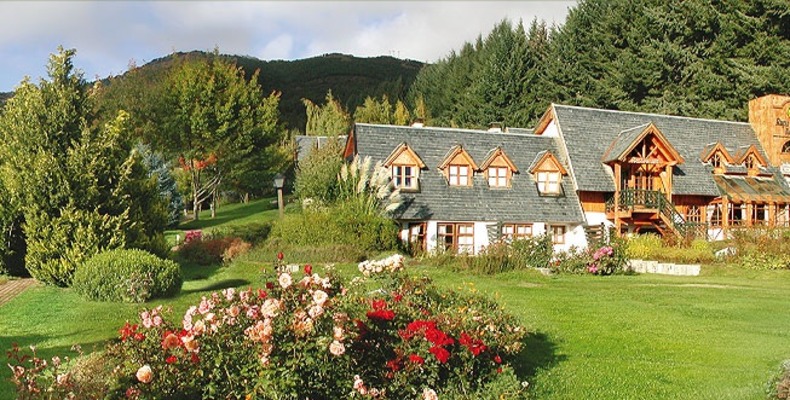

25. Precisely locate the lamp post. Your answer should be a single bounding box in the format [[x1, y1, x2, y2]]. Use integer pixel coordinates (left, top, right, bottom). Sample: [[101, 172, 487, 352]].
[[273, 173, 285, 218]]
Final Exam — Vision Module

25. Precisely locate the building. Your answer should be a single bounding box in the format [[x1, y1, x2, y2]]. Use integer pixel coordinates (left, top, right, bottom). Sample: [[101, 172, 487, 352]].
[[343, 95, 790, 254]]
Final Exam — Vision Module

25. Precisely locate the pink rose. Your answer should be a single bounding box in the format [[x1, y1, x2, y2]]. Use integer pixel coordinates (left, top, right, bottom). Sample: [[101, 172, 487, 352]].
[[136, 365, 153, 384], [329, 340, 345, 356]]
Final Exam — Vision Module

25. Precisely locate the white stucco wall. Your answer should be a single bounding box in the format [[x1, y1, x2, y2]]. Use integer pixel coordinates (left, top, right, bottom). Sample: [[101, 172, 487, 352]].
[[541, 119, 560, 138]]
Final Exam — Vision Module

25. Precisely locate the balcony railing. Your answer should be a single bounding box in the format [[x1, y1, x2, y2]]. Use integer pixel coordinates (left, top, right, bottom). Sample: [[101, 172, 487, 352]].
[[605, 189, 708, 240]]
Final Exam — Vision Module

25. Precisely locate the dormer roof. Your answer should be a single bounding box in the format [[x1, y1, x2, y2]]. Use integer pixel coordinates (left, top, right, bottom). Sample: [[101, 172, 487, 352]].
[[383, 142, 426, 169], [479, 146, 518, 172]]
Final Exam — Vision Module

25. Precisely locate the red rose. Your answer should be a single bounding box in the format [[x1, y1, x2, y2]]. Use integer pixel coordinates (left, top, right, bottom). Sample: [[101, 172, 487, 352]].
[[166, 355, 177, 364], [277, 252, 284, 260], [385, 359, 401, 372], [372, 299, 387, 310], [304, 264, 313, 275], [408, 354, 425, 365], [429, 345, 451, 364], [258, 289, 268, 299], [191, 353, 200, 364], [494, 355, 502, 364], [133, 332, 145, 342], [266, 282, 274, 290]]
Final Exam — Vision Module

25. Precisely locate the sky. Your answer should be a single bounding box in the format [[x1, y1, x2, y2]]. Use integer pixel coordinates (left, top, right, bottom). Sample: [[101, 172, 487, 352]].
[[0, 1, 575, 93]]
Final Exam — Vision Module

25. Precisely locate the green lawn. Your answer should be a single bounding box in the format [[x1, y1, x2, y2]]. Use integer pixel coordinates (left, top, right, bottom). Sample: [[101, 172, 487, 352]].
[[1, 199, 788, 399]]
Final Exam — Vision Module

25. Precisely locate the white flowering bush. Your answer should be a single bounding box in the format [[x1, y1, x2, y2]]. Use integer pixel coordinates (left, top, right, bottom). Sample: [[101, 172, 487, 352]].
[[358, 254, 405, 277]]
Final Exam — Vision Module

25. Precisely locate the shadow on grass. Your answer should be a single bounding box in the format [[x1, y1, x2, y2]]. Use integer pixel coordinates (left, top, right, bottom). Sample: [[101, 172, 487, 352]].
[[182, 279, 252, 294], [180, 262, 223, 281], [512, 331, 565, 381]]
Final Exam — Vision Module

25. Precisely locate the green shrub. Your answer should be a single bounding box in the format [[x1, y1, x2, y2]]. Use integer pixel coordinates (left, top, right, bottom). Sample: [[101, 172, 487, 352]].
[[626, 233, 663, 260], [208, 222, 272, 245], [72, 249, 182, 303], [626, 234, 714, 264], [269, 205, 399, 254], [550, 247, 591, 274], [458, 234, 553, 275]]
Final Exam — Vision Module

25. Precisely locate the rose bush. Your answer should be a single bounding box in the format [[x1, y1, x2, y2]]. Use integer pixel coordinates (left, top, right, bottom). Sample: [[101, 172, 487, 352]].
[[9, 253, 529, 399]]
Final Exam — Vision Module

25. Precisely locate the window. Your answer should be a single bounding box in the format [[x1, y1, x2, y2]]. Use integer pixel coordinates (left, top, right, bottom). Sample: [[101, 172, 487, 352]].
[[709, 204, 723, 227], [777, 205, 790, 227], [537, 172, 561, 194], [392, 165, 418, 190], [408, 222, 426, 251], [448, 165, 470, 186], [502, 224, 532, 240], [728, 203, 745, 226], [438, 223, 474, 254], [711, 152, 723, 169], [685, 205, 702, 223], [488, 167, 508, 187], [751, 204, 767, 225], [550, 225, 566, 244], [744, 155, 757, 170]]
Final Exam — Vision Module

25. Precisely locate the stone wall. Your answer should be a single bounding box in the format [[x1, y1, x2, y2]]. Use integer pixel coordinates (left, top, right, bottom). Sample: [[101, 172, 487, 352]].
[[628, 259, 700, 276]]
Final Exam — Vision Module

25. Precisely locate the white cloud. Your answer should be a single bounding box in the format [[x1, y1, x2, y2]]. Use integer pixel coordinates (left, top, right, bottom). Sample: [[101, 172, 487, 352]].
[[0, 1, 575, 91]]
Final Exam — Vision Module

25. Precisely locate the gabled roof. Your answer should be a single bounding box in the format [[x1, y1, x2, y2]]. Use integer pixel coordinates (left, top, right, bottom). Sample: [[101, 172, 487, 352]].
[[528, 150, 568, 175], [600, 122, 684, 165], [353, 123, 584, 223], [700, 142, 735, 164], [438, 145, 478, 170], [733, 144, 768, 167], [479, 147, 518, 172], [552, 104, 770, 196], [383, 142, 426, 169]]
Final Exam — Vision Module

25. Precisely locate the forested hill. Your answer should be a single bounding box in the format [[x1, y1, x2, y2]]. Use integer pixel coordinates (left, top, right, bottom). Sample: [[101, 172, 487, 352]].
[[117, 51, 423, 132], [408, 0, 790, 129], [1, 51, 424, 132]]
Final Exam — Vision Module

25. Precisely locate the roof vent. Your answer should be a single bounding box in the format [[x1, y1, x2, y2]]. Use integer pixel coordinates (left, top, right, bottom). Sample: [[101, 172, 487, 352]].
[[488, 122, 503, 133], [411, 118, 425, 128]]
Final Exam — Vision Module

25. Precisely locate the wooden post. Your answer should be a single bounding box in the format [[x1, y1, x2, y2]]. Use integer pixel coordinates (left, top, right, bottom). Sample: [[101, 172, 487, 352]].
[[722, 197, 729, 236], [277, 187, 284, 219]]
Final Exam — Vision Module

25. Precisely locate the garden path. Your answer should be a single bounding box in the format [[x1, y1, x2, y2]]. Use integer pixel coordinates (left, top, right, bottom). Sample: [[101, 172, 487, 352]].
[[0, 278, 37, 307]]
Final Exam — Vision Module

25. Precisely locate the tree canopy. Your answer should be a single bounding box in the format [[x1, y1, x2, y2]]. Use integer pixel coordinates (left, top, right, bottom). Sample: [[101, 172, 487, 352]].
[[0, 47, 167, 285]]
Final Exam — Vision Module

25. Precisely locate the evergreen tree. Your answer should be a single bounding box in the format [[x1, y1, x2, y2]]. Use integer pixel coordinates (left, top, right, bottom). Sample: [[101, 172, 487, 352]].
[[0, 47, 166, 286], [303, 90, 352, 136]]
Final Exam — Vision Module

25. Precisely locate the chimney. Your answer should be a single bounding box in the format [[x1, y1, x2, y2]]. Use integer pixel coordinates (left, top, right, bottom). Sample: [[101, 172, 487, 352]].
[[749, 94, 790, 167], [411, 118, 425, 128], [488, 122, 503, 133]]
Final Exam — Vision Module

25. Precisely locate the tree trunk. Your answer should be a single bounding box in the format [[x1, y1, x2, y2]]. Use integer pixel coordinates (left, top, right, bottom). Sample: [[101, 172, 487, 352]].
[[192, 163, 201, 221]]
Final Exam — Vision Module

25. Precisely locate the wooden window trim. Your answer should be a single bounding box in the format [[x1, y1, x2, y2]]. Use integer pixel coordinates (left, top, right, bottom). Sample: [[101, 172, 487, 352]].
[[408, 222, 427, 251], [438, 223, 474, 254], [550, 225, 566, 244], [392, 164, 418, 190], [685, 205, 702, 223], [728, 203, 745, 226], [487, 166, 509, 188], [751, 203, 767, 226], [537, 171, 561, 195], [448, 164, 472, 187], [502, 223, 533, 240]]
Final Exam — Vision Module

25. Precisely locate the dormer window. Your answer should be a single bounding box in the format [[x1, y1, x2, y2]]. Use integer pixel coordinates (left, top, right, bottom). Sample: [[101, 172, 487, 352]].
[[744, 154, 757, 170], [383, 142, 425, 191], [439, 145, 478, 188], [711, 152, 724, 169], [528, 150, 567, 196], [480, 147, 518, 189], [488, 167, 508, 187], [392, 165, 417, 189], [537, 171, 561, 194], [448, 165, 470, 186]]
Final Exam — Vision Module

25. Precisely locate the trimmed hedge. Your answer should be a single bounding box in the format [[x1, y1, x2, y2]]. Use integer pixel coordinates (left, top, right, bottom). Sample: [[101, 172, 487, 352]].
[[73, 249, 182, 303]]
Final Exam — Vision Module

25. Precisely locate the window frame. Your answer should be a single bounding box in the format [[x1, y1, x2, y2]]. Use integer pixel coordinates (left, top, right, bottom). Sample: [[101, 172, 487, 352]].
[[502, 223, 533, 241], [550, 225, 566, 244], [391, 164, 418, 190], [487, 166, 509, 188], [448, 164, 471, 187], [537, 171, 561, 195], [438, 223, 474, 254]]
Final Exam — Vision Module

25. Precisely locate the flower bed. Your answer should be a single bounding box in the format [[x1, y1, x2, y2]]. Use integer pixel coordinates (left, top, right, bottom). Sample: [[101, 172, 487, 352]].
[[9, 254, 529, 399]]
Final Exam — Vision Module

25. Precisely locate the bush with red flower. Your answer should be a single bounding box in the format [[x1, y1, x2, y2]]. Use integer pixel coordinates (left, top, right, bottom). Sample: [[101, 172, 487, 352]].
[[9, 253, 529, 399]]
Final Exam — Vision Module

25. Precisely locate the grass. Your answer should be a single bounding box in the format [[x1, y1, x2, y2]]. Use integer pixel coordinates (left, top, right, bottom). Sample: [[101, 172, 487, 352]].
[[418, 265, 790, 400], [1, 199, 789, 399]]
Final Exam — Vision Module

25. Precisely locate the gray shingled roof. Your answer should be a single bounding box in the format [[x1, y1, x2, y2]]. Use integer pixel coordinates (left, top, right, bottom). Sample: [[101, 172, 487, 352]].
[[352, 123, 584, 223], [295, 135, 346, 162], [553, 105, 770, 196]]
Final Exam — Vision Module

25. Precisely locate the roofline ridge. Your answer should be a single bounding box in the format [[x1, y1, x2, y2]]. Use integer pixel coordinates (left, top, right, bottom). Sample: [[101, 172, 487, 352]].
[[551, 104, 751, 126], [355, 122, 545, 138]]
